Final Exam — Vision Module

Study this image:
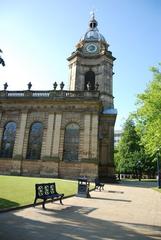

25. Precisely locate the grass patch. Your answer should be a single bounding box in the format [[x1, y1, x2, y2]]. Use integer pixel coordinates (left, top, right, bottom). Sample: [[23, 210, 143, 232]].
[[153, 187, 161, 193], [0, 175, 94, 210]]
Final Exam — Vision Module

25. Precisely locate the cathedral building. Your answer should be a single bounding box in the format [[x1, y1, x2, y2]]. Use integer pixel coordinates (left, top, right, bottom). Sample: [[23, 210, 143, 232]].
[[0, 14, 117, 181]]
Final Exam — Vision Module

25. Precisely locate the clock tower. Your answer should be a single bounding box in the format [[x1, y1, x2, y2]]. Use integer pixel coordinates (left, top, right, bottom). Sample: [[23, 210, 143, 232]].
[[67, 13, 116, 109], [67, 13, 117, 180]]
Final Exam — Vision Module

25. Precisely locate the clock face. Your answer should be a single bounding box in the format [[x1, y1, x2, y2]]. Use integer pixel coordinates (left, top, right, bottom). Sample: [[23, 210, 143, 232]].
[[86, 43, 98, 53]]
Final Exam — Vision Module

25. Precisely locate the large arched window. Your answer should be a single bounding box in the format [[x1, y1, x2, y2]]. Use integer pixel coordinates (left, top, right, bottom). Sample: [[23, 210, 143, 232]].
[[84, 70, 95, 90], [1, 122, 16, 158], [26, 122, 43, 160], [63, 123, 80, 161]]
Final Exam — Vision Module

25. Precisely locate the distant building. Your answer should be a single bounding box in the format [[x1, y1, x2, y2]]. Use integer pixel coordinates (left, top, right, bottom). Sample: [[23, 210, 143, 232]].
[[0, 14, 117, 180], [114, 130, 122, 146]]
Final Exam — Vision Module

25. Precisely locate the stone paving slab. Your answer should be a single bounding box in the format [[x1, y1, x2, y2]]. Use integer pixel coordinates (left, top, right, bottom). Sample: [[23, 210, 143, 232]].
[[0, 182, 161, 240]]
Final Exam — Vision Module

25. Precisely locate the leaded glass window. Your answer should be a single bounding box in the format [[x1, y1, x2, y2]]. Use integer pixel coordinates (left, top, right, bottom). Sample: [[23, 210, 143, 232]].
[[26, 122, 43, 160], [63, 123, 80, 161], [1, 122, 16, 158]]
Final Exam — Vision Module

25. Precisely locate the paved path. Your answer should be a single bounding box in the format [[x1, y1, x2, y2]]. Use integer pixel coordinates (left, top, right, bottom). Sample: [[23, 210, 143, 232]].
[[0, 182, 161, 240]]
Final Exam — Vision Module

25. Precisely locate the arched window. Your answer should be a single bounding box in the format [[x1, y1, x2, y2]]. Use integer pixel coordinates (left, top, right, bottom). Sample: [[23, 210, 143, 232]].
[[1, 122, 16, 158], [84, 70, 95, 90], [63, 123, 80, 161], [26, 122, 43, 160]]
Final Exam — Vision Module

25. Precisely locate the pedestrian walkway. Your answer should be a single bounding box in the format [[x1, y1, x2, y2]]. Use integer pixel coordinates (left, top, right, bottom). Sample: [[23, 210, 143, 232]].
[[0, 182, 161, 240]]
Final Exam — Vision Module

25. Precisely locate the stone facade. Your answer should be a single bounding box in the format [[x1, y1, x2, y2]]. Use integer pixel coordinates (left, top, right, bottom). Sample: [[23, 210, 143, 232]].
[[0, 14, 117, 181]]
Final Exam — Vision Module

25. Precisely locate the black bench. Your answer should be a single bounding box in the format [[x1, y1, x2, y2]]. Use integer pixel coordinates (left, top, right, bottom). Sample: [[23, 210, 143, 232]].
[[95, 178, 104, 191], [33, 182, 64, 209]]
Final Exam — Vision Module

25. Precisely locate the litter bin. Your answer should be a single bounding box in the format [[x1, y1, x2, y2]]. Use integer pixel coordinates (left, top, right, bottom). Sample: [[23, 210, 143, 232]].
[[77, 176, 90, 198]]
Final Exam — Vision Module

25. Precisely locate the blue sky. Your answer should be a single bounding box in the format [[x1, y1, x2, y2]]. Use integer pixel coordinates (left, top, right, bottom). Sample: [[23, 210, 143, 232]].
[[0, 0, 161, 130]]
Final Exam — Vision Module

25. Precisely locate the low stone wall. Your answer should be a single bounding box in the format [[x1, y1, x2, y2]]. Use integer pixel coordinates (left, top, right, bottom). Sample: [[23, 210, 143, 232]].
[[59, 162, 98, 180], [40, 161, 58, 177], [0, 159, 98, 180], [0, 159, 12, 175]]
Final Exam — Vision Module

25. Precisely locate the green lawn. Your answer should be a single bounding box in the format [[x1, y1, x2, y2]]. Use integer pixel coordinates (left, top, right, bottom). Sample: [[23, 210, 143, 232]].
[[153, 187, 161, 193], [0, 175, 93, 210]]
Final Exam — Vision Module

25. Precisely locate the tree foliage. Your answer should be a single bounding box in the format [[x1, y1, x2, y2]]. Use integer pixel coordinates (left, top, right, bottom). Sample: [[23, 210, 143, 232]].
[[135, 64, 161, 156], [115, 116, 156, 177], [115, 117, 142, 174], [0, 49, 5, 67], [115, 64, 160, 177]]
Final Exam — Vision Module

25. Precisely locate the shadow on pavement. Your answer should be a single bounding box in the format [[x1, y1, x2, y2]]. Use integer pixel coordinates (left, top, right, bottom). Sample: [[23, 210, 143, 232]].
[[0, 203, 160, 240], [91, 196, 131, 202], [108, 190, 124, 194]]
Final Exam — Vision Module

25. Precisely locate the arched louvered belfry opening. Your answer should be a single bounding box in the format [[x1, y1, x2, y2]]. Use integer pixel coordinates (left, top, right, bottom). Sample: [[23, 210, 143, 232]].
[[1, 121, 16, 158], [84, 70, 95, 90], [63, 123, 80, 161], [26, 122, 43, 160]]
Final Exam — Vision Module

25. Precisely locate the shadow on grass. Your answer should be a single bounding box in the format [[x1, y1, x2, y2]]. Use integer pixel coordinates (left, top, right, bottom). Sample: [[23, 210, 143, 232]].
[[0, 198, 20, 210]]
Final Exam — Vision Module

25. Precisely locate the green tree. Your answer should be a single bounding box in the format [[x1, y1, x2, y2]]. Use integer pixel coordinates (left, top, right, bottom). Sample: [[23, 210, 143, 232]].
[[115, 117, 141, 175], [0, 49, 5, 66], [135, 64, 161, 156], [115, 64, 161, 178]]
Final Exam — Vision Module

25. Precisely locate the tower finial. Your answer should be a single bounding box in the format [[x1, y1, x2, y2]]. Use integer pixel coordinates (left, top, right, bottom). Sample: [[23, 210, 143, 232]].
[[90, 9, 95, 20], [89, 9, 98, 29]]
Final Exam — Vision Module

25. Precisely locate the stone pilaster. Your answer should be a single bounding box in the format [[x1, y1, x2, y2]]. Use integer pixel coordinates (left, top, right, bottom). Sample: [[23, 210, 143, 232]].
[[44, 113, 55, 157], [83, 114, 91, 158], [91, 114, 98, 158], [13, 111, 27, 158], [0, 112, 3, 145], [109, 125, 114, 163], [52, 113, 62, 157]]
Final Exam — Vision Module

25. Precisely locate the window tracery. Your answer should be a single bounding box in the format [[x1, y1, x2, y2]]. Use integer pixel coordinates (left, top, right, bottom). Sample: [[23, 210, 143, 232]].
[[26, 122, 43, 160], [63, 123, 80, 161], [1, 121, 16, 158]]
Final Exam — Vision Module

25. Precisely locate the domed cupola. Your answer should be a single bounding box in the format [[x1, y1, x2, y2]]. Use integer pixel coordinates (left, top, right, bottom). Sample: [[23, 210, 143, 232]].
[[74, 12, 110, 56], [82, 12, 106, 42]]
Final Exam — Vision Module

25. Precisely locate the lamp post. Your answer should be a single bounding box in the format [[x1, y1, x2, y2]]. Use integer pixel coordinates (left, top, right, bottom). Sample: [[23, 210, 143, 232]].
[[137, 160, 142, 181], [157, 148, 161, 188]]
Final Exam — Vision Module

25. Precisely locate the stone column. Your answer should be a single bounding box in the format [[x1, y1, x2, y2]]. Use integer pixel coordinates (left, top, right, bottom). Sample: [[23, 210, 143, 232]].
[[44, 113, 55, 157], [11, 111, 27, 175], [83, 114, 91, 158], [52, 113, 62, 157], [14, 111, 27, 157], [109, 125, 114, 163], [91, 114, 98, 159], [69, 62, 77, 91], [0, 112, 3, 149]]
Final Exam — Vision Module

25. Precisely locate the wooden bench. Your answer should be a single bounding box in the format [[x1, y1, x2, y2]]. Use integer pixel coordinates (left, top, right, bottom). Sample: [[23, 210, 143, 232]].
[[33, 183, 64, 209], [95, 178, 104, 191]]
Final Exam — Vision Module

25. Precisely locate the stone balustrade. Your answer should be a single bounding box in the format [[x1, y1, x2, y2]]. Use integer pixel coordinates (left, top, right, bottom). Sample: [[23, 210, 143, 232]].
[[0, 90, 100, 99]]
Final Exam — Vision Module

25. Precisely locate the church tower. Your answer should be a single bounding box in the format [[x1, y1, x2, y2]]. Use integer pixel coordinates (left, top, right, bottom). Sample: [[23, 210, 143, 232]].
[[67, 13, 116, 109], [67, 13, 117, 180]]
